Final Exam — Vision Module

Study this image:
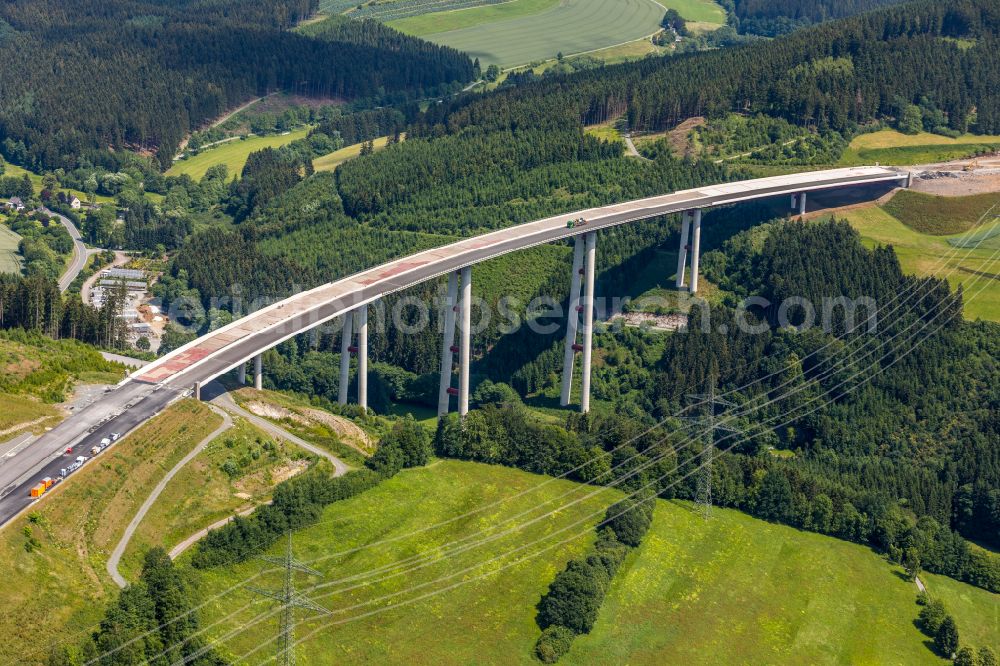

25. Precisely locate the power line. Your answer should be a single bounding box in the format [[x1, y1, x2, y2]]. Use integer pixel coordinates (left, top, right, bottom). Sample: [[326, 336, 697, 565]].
[[247, 532, 330, 666]]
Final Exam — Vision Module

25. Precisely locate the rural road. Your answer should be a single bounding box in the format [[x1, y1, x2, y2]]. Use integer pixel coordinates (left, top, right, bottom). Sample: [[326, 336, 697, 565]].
[[210, 390, 350, 475], [81, 250, 130, 304], [164, 390, 351, 560], [624, 134, 651, 162], [168, 505, 258, 560], [106, 384, 349, 581], [41, 207, 89, 293], [107, 403, 233, 588]]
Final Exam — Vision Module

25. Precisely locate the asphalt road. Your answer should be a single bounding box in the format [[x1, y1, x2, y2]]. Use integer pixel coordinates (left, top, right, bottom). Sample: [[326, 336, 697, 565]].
[[0, 382, 182, 527], [0, 167, 908, 529], [42, 207, 89, 293], [106, 403, 233, 587]]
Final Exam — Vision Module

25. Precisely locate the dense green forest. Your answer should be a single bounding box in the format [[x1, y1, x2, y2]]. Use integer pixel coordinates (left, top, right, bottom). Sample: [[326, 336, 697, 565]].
[[728, 0, 909, 35], [0, 273, 129, 348], [424, 0, 1000, 136], [0, 3, 472, 171]]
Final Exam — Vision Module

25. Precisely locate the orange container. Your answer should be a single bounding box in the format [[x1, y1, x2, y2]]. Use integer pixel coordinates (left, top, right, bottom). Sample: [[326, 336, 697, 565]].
[[42, 477, 53, 489], [30, 484, 45, 498]]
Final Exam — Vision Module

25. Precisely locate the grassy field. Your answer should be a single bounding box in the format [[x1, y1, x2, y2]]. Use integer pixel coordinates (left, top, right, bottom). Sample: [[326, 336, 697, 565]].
[[0, 221, 23, 274], [387, 0, 558, 35], [118, 416, 316, 580], [565, 502, 950, 665], [0, 401, 223, 665], [190, 460, 621, 664], [0, 331, 124, 434], [660, 0, 726, 24], [573, 36, 666, 63], [0, 393, 61, 436], [839, 129, 1000, 166], [838, 205, 1000, 322], [189, 461, 996, 663], [166, 127, 311, 180], [585, 122, 625, 144], [922, 570, 999, 654], [313, 136, 391, 173], [2, 163, 116, 205], [384, 401, 439, 430], [394, 0, 666, 67], [883, 189, 1000, 235]]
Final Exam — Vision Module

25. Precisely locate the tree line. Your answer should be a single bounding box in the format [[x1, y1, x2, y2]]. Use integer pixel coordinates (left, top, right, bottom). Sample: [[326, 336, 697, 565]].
[[0, 5, 473, 171]]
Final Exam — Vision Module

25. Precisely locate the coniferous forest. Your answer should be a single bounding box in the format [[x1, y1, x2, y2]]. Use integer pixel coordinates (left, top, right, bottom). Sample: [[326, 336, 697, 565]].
[[0, 1, 473, 171]]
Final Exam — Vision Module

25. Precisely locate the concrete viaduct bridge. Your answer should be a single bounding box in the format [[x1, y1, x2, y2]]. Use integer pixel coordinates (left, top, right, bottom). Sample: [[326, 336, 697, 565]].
[[139, 165, 910, 413], [0, 166, 910, 525]]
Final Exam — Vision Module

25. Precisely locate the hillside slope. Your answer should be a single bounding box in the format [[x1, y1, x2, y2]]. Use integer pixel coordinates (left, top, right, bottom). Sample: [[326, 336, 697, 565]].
[[188, 461, 996, 663]]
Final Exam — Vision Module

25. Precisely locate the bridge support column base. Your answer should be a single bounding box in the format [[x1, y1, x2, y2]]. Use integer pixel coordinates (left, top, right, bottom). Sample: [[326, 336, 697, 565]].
[[253, 354, 262, 391]]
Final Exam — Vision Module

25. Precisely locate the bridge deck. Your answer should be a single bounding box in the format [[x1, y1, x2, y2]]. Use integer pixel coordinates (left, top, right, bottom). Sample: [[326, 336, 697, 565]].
[[137, 166, 905, 389]]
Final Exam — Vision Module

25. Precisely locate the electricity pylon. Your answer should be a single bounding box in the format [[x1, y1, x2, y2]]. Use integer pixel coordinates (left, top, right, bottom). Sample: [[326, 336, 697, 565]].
[[682, 375, 741, 521], [248, 532, 330, 666]]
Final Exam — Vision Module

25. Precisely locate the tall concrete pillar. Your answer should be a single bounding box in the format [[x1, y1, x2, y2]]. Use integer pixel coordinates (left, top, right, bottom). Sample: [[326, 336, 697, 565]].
[[438, 272, 460, 417], [357, 305, 368, 411], [338, 311, 353, 406], [689, 209, 703, 294], [790, 194, 798, 210], [798, 191, 807, 216], [560, 237, 585, 407], [579, 231, 596, 414], [237, 363, 246, 385], [253, 354, 262, 391], [193, 381, 201, 401], [458, 266, 472, 417], [676, 211, 692, 289]]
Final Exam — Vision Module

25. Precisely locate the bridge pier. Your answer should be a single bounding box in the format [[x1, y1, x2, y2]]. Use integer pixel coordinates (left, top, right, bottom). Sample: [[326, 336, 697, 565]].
[[798, 191, 807, 215], [237, 362, 246, 385], [458, 266, 472, 417], [560, 237, 585, 407], [357, 305, 368, 411], [676, 211, 692, 289], [253, 354, 262, 390], [438, 271, 460, 417], [338, 305, 369, 410], [688, 209, 702, 295], [338, 310, 353, 406], [579, 231, 596, 414], [437, 268, 472, 419]]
